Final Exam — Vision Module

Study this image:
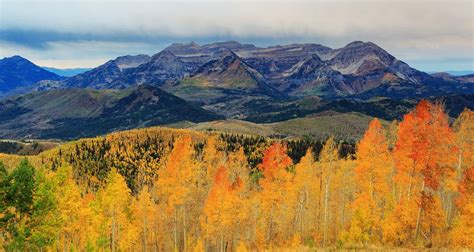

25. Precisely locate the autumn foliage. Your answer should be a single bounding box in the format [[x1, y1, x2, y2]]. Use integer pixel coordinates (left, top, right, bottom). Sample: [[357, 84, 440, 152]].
[[0, 101, 473, 250]]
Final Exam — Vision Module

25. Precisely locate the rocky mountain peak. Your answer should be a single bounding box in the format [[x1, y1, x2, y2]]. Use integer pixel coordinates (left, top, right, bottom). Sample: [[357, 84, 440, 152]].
[[329, 41, 396, 75], [193, 50, 245, 76]]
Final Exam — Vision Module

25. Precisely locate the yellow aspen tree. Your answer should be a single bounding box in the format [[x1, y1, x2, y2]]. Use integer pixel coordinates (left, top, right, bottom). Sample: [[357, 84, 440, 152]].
[[319, 137, 339, 246], [96, 169, 138, 251], [440, 109, 474, 230], [347, 119, 393, 246], [134, 186, 156, 252], [453, 109, 474, 174], [293, 149, 319, 240], [226, 147, 253, 245], [202, 136, 224, 183], [450, 166, 474, 248], [334, 158, 354, 242], [54, 165, 95, 251]]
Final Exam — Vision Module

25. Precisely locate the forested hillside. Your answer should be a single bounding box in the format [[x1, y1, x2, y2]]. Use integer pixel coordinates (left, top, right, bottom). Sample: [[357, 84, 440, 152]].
[[0, 101, 473, 250]]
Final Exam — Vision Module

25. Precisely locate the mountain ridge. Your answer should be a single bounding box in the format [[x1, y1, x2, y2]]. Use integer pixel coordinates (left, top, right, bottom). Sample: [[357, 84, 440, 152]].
[[0, 56, 63, 96], [0, 85, 224, 139]]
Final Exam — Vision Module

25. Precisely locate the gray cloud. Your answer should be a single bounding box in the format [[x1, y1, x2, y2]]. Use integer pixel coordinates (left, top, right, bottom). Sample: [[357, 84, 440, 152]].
[[0, 0, 472, 70]]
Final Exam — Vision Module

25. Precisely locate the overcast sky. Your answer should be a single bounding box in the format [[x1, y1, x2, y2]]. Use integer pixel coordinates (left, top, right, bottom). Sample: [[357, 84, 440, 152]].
[[0, 0, 472, 71]]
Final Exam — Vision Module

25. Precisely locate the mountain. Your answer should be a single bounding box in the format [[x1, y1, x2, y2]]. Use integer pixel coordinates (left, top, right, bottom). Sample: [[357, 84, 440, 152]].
[[431, 70, 474, 76], [41, 67, 92, 77], [242, 41, 449, 98], [128, 50, 187, 86], [271, 54, 350, 96], [58, 54, 151, 89], [0, 56, 62, 95], [161, 51, 285, 118], [431, 72, 474, 83], [164, 51, 276, 97], [0, 85, 223, 139]]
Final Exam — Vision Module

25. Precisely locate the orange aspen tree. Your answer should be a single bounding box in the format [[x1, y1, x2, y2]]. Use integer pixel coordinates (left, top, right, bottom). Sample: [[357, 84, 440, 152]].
[[156, 136, 199, 251], [348, 119, 392, 245], [391, 101, 455, 245], [257, 142, 295, 246], [201, 166, 245, 251]]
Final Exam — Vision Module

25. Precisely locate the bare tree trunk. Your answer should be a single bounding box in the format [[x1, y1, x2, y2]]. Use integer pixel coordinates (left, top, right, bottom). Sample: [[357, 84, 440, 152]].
[[408, 166, 417, 201], [317, 175, 323, 234], [112, 211, 116, 252], [183, 206, 187, 252], [220, 232, 224, 252], [174, 208, 178, 251], [323, 175, 331, 246], [415, 181, 426, 240], [268, 203, 274, 242], [143, 213, 147, 252]]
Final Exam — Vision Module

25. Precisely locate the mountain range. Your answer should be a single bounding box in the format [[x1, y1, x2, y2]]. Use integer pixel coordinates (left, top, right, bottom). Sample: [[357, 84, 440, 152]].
[[3, 41, 472, 99], [0, 41, 473, 139]]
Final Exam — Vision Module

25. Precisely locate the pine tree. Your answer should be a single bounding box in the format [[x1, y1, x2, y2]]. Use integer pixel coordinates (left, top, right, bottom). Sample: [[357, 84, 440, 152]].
[[2, 159, 35, 250]]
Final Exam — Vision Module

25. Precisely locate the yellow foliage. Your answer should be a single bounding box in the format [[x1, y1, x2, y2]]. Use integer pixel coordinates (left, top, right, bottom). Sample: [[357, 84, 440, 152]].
[[1, 103, 471, 250]]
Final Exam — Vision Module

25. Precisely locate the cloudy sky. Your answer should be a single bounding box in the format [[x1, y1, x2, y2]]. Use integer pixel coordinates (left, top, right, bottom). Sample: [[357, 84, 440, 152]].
[[0, 0, 472, 71]]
